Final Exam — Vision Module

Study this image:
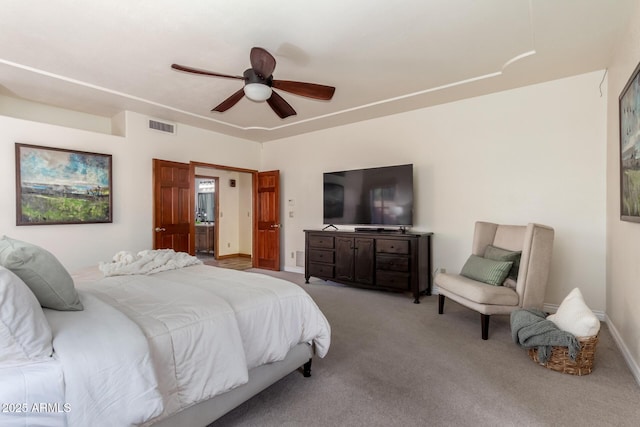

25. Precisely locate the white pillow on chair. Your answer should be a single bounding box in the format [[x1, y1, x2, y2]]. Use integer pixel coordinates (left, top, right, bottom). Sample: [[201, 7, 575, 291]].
[[547, 287, 600, 337]]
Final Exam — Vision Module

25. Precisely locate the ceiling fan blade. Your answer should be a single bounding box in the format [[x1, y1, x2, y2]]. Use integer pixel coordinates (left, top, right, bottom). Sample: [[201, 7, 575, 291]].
[[267, 91, 297, 119], [212, 88, 246, 112], [250, 47, 276, 78], [272, 80, 335, 100], [171, 64, 245, 80]]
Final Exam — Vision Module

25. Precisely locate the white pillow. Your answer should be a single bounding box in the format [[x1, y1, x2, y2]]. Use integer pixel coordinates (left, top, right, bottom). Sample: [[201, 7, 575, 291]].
[[0, 236, 83, 311], [0, 266, 53, 366], [547, 287, 600, 337]]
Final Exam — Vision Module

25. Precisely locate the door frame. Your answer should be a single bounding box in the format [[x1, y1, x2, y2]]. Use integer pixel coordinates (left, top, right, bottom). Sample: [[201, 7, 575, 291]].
[[190, 161, 263, 268]]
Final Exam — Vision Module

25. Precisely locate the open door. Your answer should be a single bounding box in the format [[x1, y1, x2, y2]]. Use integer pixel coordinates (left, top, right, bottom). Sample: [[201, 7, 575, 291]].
[[153, 159, 191, 253], [254, 170, 280, 270]]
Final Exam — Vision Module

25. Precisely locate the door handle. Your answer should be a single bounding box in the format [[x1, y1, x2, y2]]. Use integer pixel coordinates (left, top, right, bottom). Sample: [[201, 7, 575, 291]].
[[270, 224, 281, 229], [155, 227, 166, 232]]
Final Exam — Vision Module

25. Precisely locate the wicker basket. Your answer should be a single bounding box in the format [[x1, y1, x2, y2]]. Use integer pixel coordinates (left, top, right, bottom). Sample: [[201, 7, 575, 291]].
[[528, 335, 598, 376]]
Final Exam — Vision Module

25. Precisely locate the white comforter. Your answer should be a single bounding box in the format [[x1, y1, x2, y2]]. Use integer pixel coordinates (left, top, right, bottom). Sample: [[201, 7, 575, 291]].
[[50, 265, 331, 427], [0, 359, 67, 427], [45, 294, 164, 427]]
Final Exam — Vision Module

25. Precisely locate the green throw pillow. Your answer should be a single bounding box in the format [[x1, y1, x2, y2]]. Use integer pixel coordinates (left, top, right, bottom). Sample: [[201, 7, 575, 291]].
[[0, 236, 83, 311], [460, 255, 513, 286], [484, 245, 521, 281]]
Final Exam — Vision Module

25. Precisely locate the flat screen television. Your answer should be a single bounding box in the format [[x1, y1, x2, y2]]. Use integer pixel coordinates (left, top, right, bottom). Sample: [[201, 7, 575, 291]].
[[323, 164, 414, 227]]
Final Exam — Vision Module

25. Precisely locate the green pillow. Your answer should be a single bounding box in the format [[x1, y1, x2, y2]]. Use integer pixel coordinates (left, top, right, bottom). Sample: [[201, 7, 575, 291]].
[[460, 255, 513, 286], [0, 236, 83, 311], [484, 245, 521, 281]]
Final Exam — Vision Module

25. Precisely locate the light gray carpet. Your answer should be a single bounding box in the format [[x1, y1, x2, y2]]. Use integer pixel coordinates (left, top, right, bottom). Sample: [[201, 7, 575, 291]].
[[210, 269, 640, 427]]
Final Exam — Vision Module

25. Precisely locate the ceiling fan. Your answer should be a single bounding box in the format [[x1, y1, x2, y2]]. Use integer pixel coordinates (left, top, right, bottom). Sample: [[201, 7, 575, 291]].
[[171, 47, 336, 119]]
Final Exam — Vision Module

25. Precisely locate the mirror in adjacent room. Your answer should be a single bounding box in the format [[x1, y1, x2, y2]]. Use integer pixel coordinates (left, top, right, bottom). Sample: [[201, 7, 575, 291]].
[[196, 179, 215, 223]]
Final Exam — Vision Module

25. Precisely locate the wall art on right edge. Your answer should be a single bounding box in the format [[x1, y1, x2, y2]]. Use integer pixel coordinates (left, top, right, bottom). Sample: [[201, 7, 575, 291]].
[[620, 61, 640, 223]]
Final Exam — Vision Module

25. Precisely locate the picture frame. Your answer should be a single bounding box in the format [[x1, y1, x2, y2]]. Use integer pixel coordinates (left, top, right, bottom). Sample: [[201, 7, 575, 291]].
[[619, 61, 640, 223], [15, 143, 112, 225]]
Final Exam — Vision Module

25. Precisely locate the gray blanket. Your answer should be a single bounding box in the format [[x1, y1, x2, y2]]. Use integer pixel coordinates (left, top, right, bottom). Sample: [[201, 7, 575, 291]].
[[510, 308, 581, 363]]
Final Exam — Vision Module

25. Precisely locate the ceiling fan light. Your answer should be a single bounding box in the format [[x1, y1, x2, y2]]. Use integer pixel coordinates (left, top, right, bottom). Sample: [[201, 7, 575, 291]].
[[244, 83, 272, 102]]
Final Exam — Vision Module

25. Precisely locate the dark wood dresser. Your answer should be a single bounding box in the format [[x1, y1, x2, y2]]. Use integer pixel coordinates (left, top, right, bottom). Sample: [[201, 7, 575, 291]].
[[304, 229, 433, 303]]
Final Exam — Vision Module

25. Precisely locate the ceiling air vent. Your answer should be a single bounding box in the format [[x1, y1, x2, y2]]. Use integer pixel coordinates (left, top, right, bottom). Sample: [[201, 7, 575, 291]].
[[148, 119, 176, 135]]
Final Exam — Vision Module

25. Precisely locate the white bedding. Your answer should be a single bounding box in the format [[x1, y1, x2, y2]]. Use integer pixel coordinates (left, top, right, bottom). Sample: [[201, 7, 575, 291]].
[[44, 293, 164, 427], [48, 264, 331, 426], [98, 249, 202, 277], [0, 359, 67, 427]]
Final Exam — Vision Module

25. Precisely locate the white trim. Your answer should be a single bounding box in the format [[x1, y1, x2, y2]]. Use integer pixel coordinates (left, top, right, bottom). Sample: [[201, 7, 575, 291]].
[[0, 48, 535, 133], [284, 266, 305, 275], [604, 315, 640, 388]]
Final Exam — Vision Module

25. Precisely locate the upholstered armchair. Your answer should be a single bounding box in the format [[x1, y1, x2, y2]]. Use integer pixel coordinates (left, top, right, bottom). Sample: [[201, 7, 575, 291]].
[[435, 221, 554, 340]]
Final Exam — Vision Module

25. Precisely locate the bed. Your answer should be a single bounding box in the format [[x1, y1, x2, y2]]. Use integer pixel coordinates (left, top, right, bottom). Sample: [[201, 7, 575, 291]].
[[0, 238, 331, 427]]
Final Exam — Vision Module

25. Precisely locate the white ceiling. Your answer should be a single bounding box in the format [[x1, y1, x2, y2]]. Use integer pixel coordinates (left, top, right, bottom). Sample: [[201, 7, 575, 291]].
[[0, 0, 634, 142]]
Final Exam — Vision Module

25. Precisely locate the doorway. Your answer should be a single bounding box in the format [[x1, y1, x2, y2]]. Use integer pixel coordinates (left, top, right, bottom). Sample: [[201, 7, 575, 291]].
[[194, 175, 218, 261], [190, 162, 256, 266], [153, 159, 280, 270]]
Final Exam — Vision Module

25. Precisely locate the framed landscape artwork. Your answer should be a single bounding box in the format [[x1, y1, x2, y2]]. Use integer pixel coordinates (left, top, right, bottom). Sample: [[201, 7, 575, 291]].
[[620, 61, 640, 223], [15, 143, 112, 225]]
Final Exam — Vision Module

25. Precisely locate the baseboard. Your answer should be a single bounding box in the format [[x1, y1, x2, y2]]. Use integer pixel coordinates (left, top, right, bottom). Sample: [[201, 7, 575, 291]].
[[604, 315, 640, 388], [217, 253, 251, 260], [284, 266, 305, 274]]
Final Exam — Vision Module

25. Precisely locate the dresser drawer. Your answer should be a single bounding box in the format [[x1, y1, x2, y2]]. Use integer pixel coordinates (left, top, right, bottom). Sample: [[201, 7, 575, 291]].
[[376, 239, 409, 255], [308, 235, 334, 249], [376, 255, 409, 272], [309, 263, 334, 278], [376, 271, 410, 290], [309, 249, 334, 264]]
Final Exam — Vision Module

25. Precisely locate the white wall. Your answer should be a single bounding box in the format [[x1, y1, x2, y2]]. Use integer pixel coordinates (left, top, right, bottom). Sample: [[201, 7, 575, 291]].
[[0, 95, 113, 135], [238, 172, 253, 255], [605, 1, 640, 382], [3, 60, 636, 377], [217, 171, 240, 257], [262, 71, 607, 311], [0, 110, 261, 270]]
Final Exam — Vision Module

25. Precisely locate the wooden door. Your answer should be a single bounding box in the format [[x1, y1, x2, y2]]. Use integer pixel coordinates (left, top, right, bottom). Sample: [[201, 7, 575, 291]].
[[254, 170, 280, 270], [153, 159, 191, 253]]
